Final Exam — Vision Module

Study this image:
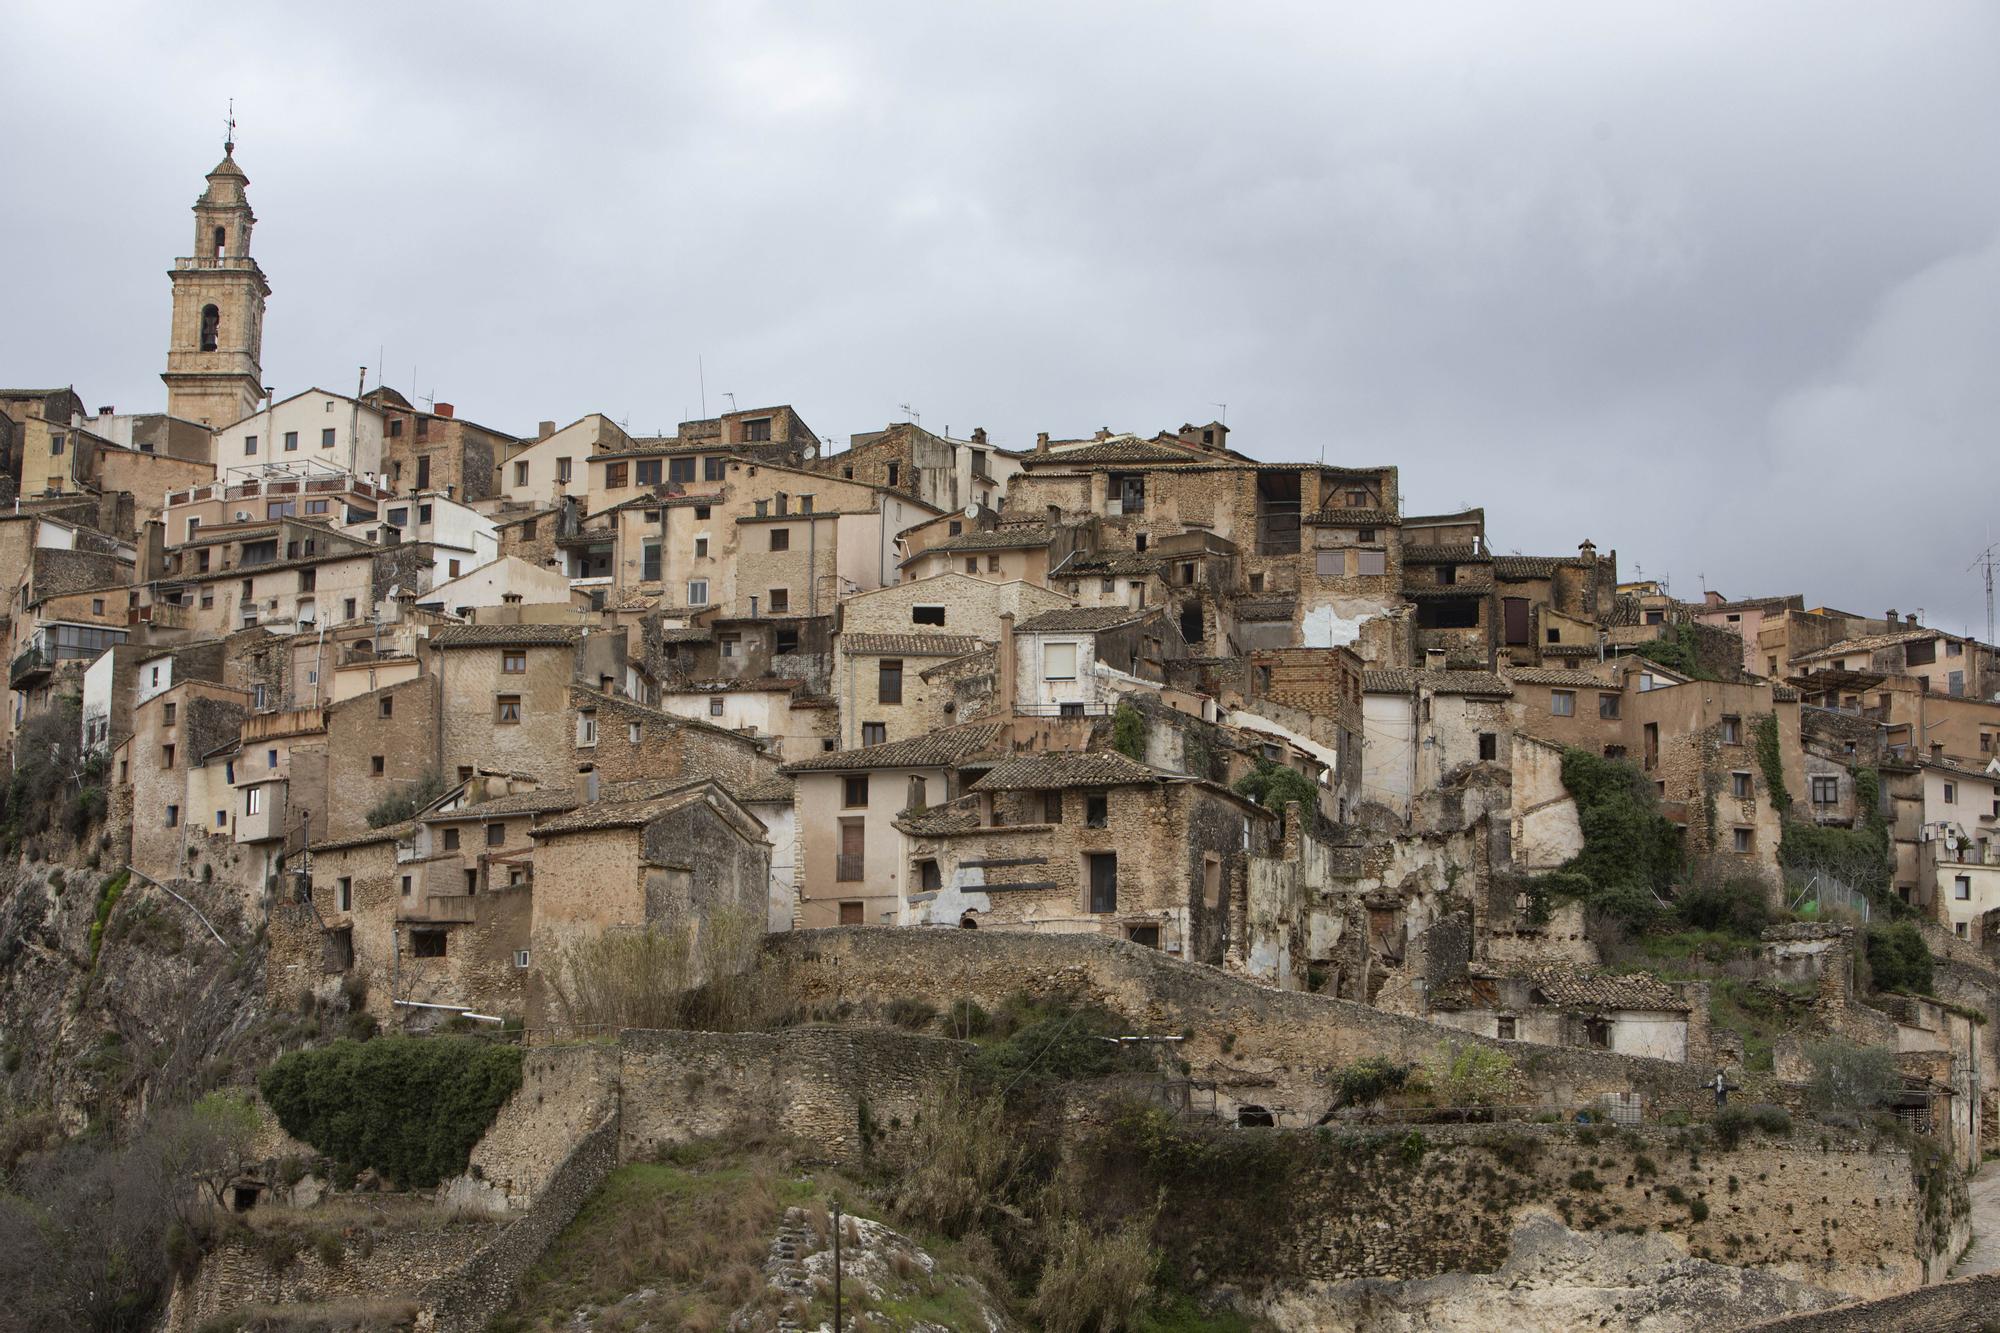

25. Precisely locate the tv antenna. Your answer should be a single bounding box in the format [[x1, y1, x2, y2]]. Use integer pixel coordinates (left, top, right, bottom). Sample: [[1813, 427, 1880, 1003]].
[[1971, 543, 2000, 648], [224, 99, 237, 152], [1210, 402, 1227, 426], [722, 392, 737, 413], [899, 402, 921, 427]]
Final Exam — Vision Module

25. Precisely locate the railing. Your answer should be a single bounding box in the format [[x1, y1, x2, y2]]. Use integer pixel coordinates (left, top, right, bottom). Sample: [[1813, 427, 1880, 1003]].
[[1015, 701, 1115, 717], [9, 645, 49, 684], [835, 853, 864, 882]]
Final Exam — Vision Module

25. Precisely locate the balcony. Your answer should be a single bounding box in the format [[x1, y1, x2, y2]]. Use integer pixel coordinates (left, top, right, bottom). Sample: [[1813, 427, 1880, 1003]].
[[9, 645, 49, 688], [836, 853, 864, 882], [410, 894, 478, 924]]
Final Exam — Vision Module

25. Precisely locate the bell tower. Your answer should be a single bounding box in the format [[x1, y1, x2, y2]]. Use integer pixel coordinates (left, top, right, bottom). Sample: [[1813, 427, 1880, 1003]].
[[163, 123, 270, 427]]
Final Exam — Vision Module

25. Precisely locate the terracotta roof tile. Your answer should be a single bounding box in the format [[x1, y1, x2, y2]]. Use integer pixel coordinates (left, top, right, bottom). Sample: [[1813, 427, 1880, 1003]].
[[1014, 607, 1153, 633], [972, 750, 1162, 790], [781, 722, 1007, 773], [841, 633, 985, 657], [1493, 555, 1593, 580], [429, 623, 580, 649], [1363, 669, 1513, 696], [1232, 596, 1297, 621]]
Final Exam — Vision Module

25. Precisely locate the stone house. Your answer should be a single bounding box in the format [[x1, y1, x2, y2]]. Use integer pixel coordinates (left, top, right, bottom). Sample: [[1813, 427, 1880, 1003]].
[[429, 623, 624, 787], [782, 721, 1009, 927], [654, 678, 835, 763], [1492, 545, 1619, 669], [364, 389, 516, 502], [210, 387, 386, 480], [1916, 758, 2000, 943], [817, 422, 1018, 515], [1791, 668, 2000, 771], [896, 750, 1271, 963], [417, 554, 575, 619], [567, 684, 781, 792], [1689, 591, 1807, 677], [158, 472, 395, 547], [1401, 537, 1495, 668], [319, 675, 443, 842], [495, 414, 633, 510], [832, 632, 986, 750], [122, 676, 249, 885], [1010, 605, 1187, 718], [525, 777, 773, 1023], [1628, 677, 1804, 875], [1791, 620, 1999, 703], [1427, 963, 1698, 1063], [1359, 665, 1513, 818], [1048, 530, 1240, 655], [898, 519, 1058, 584]]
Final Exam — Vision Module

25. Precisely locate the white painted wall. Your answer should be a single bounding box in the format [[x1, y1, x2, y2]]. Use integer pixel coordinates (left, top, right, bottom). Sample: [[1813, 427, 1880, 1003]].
[[214, 390, 384, 478]]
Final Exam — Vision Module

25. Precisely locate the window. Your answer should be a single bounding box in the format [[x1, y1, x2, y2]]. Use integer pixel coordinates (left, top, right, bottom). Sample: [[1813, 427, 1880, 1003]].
[[216, 809, 227, 827], [244, 433, 258, 456], [605, 462, 628, 488], [862, 722, 887, 747], [1598, 694, 1620, 720], [912, 605, 946, 626], [419, 504, 434, 524], [839, 900, 865, 922], [556, 457, 573, 484], [768, 528, 791, 552], [163, 702, 177, 725], [268, 749, 279, 768], [720, 634, 738, 659], [1315, 550, 1343, 577], [578, 709, 597, 745], [1044, 642, 1079, 680], [965, 558, 979, 574], [687, 579, 709, 606], [1044, 791, 1064, 823], [629, 721, 641, 743], [1087, 852, 1118, 913], [514, 461, 529, 486], [1733, 827, 1753, 853], [1497, 1016, 1517, 1041], [1086, 794, 1108, 828], [444, 827, 461, 851], [50, 432, 65, 456], [502, 650, 526, 673], [699, 457, 724, 482], [918, 859, 942, 891], [337, 878, 352, 912], [843, 776, 869, 808], [1550, 691, 1575, 717], [775, 626, 799, 654], [165, 804, 179, 827], [515, 949, 532, 968], [1731, 771, 1752, 799], [1478, 733, 1498, 761], [411, 930, 447, 959], [769, 587, 789, 612], [1949, 671, 1965, 697], [709, 697, 725, 717], [1955, 876, 1972, 901], [1957, 922, 1969, 939], [1583, 1017, 1611, 1049], [284, 430, 298, 452], [1945, 781, 1959, 804], [487, 823, 506, 847], [162, 743, 176, 768], [371, 755, 386, 776], [1720, 715, 1743, 745], [1811, 776, 1839, 804], [879, 659, 904, 704], [322, 427, 335, 448], [741, 416, 773, 442], [401, 875, 412, 897], [1355, 549, 1386, 577], [693, 537, 709, 559], [496, 694, 522, 723], [642, 542, 661, 582], [520, 518, 537, 541]]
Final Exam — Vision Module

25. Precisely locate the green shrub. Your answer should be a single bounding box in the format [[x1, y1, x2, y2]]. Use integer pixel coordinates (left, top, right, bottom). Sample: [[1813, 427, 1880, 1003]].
[[1866, 922, 1933, 995], [945, 998, 991, 1039], [1567, 1169, 1603, 1192], [1528, 749, 1683, 928], [1231, 760, 1319, 815], [87, 870, 130, 965], [1423, 1041, 1513, 1107], [1112, 702, 1148, 761], [885, 997, 939, 1031], [363, 769, 450, 829], [1674, 878, 1771, 937], [1712, 1104, 1792, 1150], [1688, 1198, 1710, 1222], [258, 1037, 523, 1188], [1332, 1056, 1410, 1109], [1802, 1040, 1897, 1120]]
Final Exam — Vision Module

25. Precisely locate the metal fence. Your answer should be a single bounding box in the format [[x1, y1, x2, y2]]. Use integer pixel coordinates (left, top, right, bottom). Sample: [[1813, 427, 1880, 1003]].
[[1789, 872, 1871, 922]]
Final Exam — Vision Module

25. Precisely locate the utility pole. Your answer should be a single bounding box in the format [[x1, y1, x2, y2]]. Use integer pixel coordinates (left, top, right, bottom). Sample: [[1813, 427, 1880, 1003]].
[[829, 1198, 843, 1331]]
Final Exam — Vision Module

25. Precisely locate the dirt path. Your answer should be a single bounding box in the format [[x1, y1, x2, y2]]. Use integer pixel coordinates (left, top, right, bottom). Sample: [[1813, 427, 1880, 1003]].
[[1950, 1164, 2000, 1277]]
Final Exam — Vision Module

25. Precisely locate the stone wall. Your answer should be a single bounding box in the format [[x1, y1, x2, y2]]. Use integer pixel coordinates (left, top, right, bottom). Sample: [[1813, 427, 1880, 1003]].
[[617, 1026, 971, 1164], [767, 928, 1728, 1124], [1744, 1272, 2000, 1330]]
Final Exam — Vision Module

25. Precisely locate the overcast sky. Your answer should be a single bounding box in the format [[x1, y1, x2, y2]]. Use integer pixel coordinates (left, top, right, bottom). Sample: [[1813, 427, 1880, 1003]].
[[6, 4, 1998, 631]]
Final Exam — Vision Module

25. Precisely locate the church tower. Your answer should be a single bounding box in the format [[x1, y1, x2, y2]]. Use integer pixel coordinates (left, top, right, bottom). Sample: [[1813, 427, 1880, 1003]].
[[162, 133, 270, 427]]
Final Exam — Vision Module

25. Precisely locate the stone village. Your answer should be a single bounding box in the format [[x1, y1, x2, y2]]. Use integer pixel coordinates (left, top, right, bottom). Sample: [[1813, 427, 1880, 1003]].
[[9, 141, 2000, 1331]]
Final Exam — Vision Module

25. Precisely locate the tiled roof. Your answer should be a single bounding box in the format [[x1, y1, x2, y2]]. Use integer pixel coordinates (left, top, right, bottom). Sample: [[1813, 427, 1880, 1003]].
[[308, 820, 415, 853], [1793, 630, 1950, 663], [1232, 596, 1297, 621], [1699, 594, 1805, 614], [841, 633, 984, 657], [1916, 756, 2000, 782], [1405, 582, 1493, 598], [1493, 555, 1592, 580], [734, 774, 795, 803], [425, 789, 578, 821], [972, 750, 1161, 790], [919, 646, 996, 682], [1301, 508, 1399, 527], [896, 801, 986, 836], [1025, 439, 1204, 466], [781, 722, 1007, 773], [1505, 667, 1611, 687], [1014, 607, 1152, 633], [1771, 685, 1801, 702], [430, 623, 580, 649], [912, 525, 1051, 557], [1401, 544, 1488, 565], [1540, 643, 1602, 658], [1363, 669, 1513, 696], [1432, 964, 1688, 1012], [530, 780, 716, 836], [654, 626, 712, 643], [1054, 551, 1167, 577]]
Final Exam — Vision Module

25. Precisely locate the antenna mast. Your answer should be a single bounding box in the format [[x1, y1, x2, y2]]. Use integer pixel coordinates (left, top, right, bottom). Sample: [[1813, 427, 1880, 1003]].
[[1972, 543, 2000, 649]]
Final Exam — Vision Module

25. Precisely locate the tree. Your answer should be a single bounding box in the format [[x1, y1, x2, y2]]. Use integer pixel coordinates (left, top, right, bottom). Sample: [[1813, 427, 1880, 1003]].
[[1866, 922, 1934, 995], [1802, 1040, 1898, 1120], [1232, 760, 1319, 816]]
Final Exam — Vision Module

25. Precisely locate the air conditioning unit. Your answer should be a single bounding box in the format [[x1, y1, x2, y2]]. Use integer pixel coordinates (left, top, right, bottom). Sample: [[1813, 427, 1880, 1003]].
[[235, 510, 251, 521]]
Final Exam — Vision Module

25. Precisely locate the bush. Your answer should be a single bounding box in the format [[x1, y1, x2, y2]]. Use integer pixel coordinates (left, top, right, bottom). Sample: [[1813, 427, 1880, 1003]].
[[1802, 1040, 1897, 1121], [1529, 749, 1683, 929], [1112, 702, 1148, 762], [1332, 1057, 1410, 1110], [888, 1081, 1025, 1239], [885, 997, 939, 1031], [1866, 922, 1933, 995], [1231, 760, 1320, 816], [945, 998, 991, 1040], [966, 999, 1131, 1097], [363, 769, 450, 830], [1712, 1104, 1792, 1150], [1674, 877, 1771, 937], [1030, 1210, 1155, 1333], [1423, 1041, 1513, 1107], [258, 1037, 523, 1188]]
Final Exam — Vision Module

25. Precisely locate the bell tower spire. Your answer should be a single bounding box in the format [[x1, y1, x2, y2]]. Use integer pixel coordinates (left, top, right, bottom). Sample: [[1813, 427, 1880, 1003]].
[[162, 111, 270, 428]]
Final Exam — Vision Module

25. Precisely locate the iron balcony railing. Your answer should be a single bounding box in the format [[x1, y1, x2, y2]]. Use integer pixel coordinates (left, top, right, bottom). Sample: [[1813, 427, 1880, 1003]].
[[835, 853, 864, 882]]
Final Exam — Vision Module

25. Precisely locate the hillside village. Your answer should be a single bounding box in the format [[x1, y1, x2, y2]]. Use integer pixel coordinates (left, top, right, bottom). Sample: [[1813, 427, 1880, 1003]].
[[8, 143, 2000, 1332]]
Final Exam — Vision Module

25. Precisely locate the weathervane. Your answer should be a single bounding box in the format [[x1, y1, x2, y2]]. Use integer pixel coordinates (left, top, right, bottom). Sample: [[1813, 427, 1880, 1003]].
[[225, 98, 236, 153]]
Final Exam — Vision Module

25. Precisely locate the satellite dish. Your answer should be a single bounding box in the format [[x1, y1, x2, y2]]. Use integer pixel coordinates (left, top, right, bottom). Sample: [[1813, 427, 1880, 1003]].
[[963, 503, 980, 520]]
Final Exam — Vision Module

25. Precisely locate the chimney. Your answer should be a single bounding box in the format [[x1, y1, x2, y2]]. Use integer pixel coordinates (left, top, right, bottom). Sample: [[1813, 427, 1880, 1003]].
[[998, 611, 1018, 711], [576, 765, 599, 803], [97, 405, 114, 418], [538, 420, 556, 441], [1578, 539, 1597, 561], [1907, 612, 1919, 626], [1095, 427, 1111, 441], [1887, 609, 1897, 626], [1425, 647, 1448, 672], [971, 427, 987, 444], [1035, 432, 1050, 454], [434, 402, 455, 419]]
